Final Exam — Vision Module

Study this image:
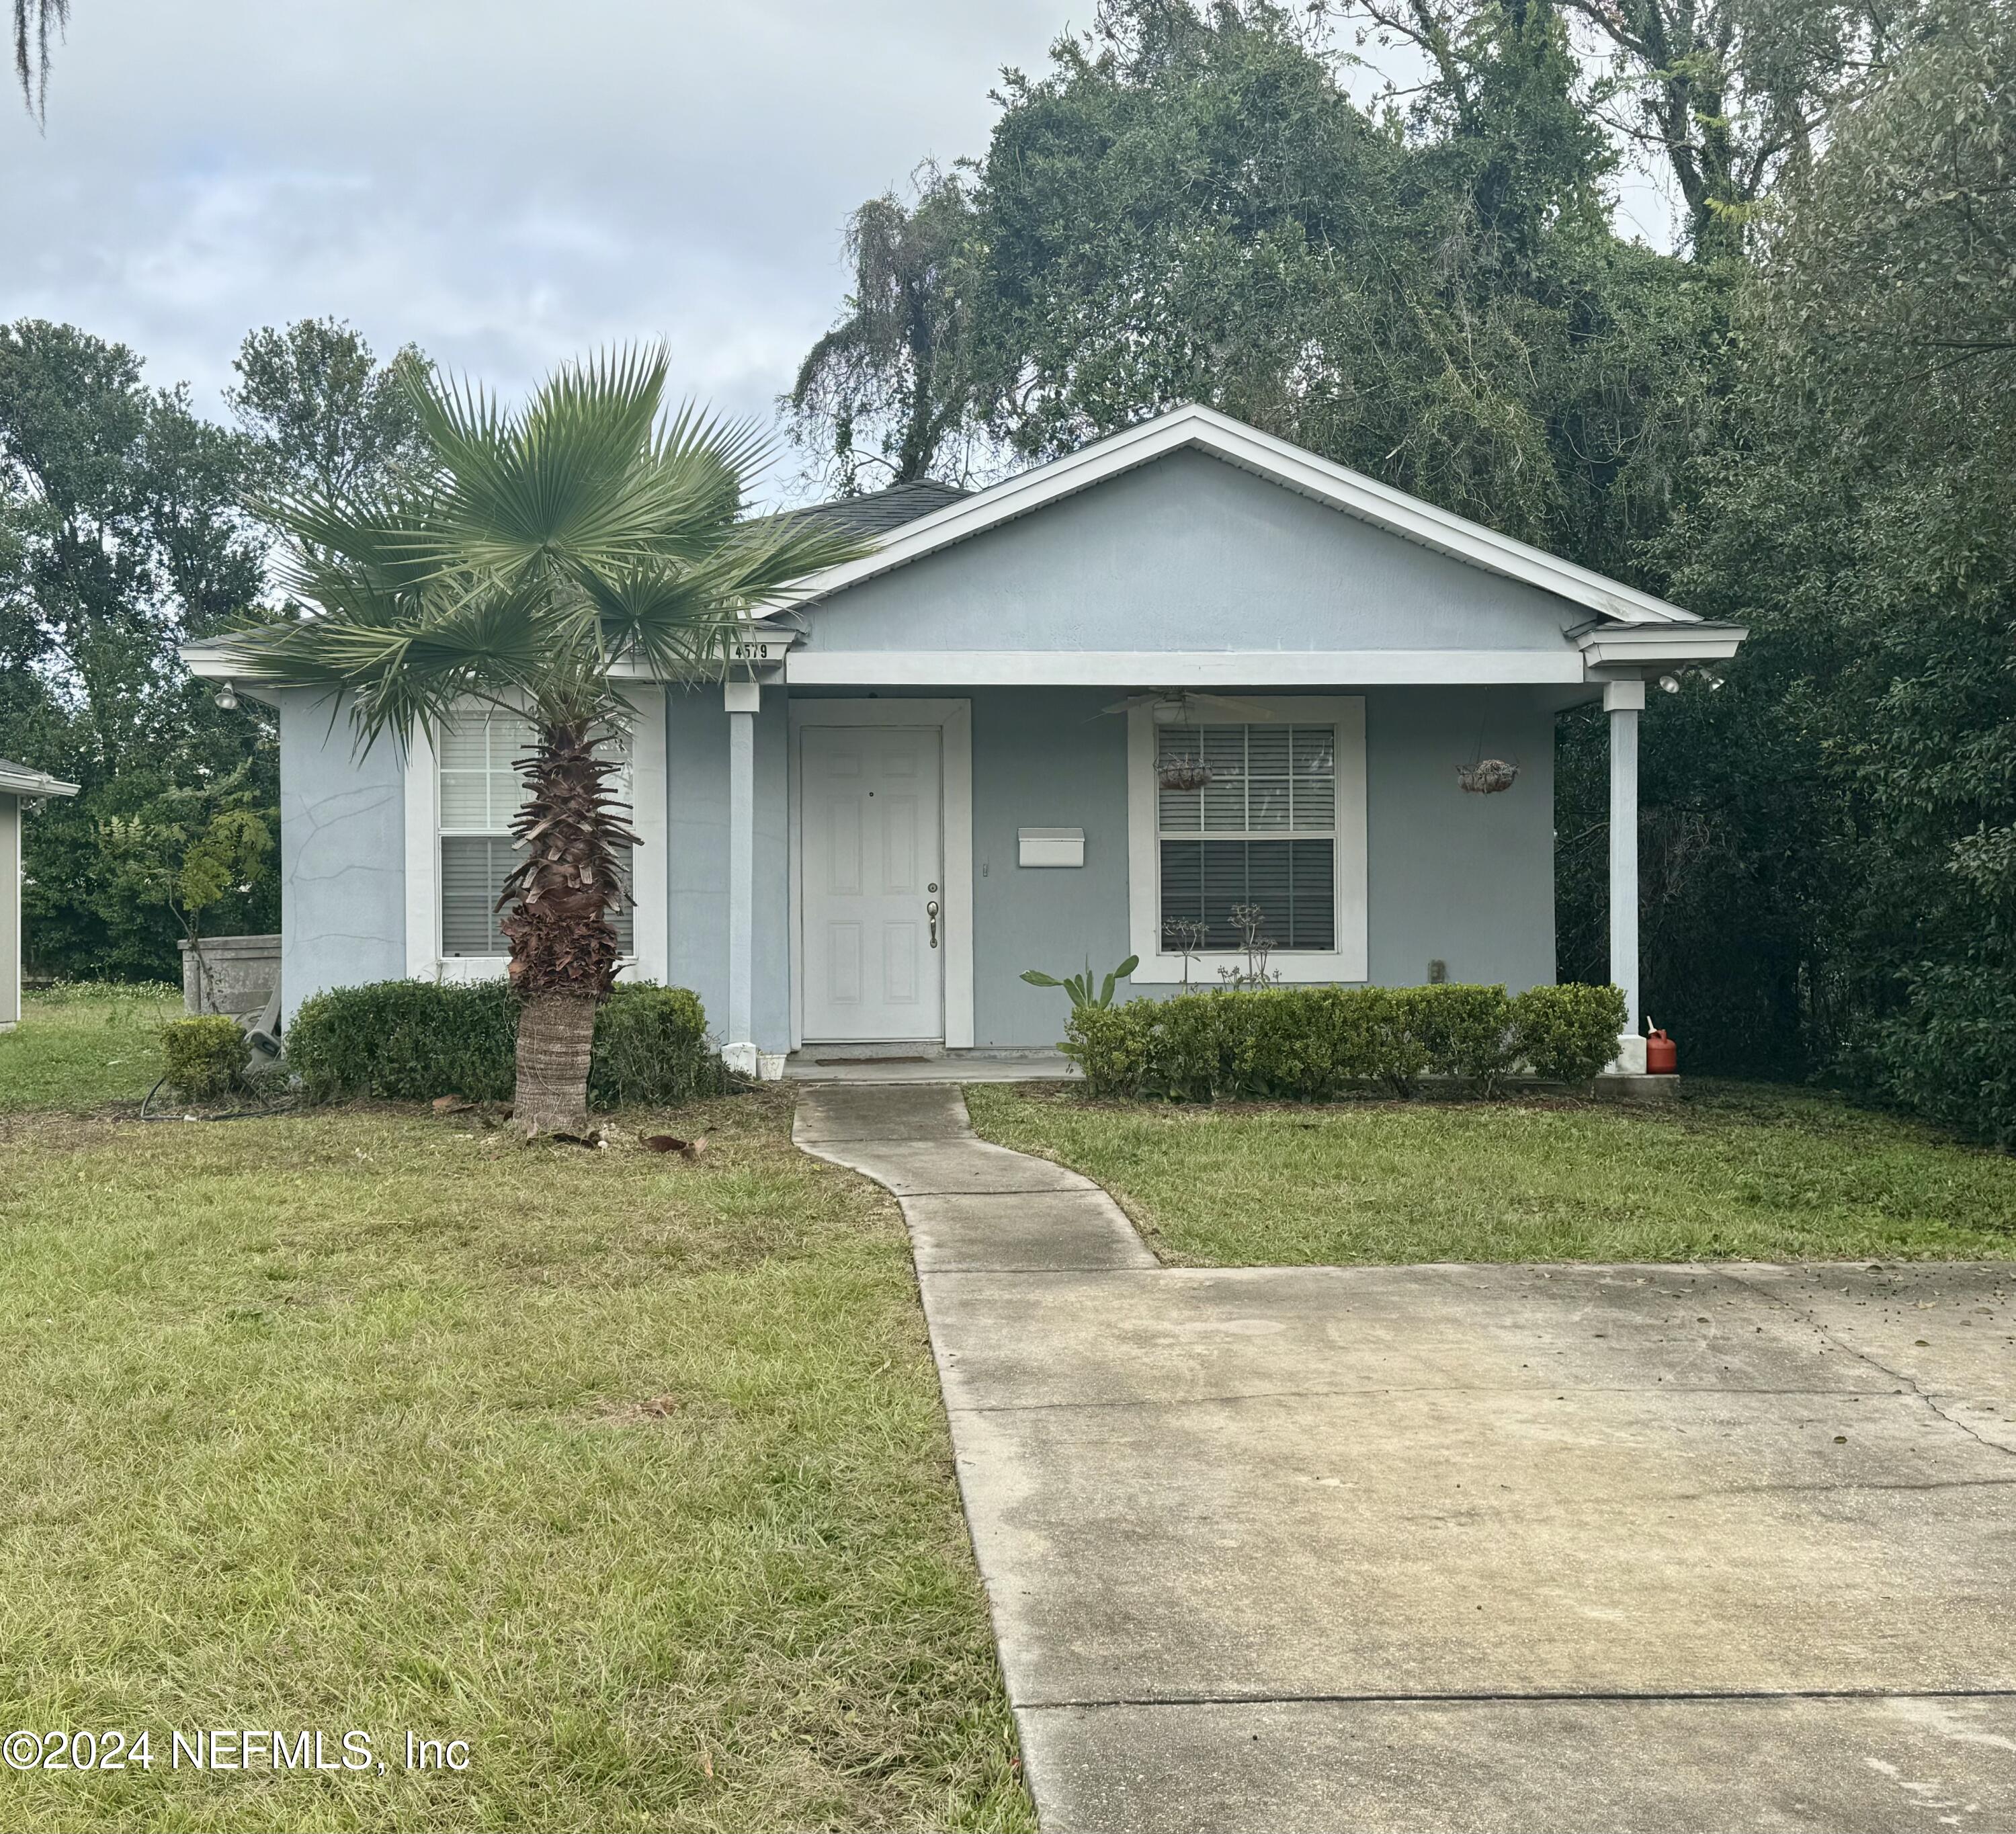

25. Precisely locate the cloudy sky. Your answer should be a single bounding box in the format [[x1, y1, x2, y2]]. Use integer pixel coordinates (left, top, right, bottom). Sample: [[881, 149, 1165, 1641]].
[[3, 1, 1674, 501]]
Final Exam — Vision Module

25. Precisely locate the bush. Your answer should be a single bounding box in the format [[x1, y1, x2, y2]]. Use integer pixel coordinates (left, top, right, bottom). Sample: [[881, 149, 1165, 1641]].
[[1407, 984, 1517, 1095], [286, 979, 721, 1108], [288, 980, 519, 1103], [1853, 962, 2016, 1149], [1509, 983, 1628, 1087], [1061, 981, 1627, 1101], [162, 1015, 249, 1099], [587, 984, 718, 1108]]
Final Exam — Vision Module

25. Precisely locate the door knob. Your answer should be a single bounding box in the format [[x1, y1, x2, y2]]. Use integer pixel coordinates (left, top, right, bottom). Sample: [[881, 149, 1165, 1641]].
[[927, 899, 940, 949]]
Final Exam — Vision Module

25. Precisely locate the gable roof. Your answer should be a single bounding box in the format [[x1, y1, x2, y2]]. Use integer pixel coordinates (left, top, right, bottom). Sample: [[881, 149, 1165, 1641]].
[[781, 403, 1695, 628], [796, 478, 970, 537]]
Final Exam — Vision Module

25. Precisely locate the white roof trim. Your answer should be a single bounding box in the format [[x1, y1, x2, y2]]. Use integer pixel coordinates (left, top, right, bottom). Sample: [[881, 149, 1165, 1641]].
[[0, 763, 79, 799], [785, 648, 1586, 687], [1577, 623, 1746, 670], [780, 403, 1698, 628]]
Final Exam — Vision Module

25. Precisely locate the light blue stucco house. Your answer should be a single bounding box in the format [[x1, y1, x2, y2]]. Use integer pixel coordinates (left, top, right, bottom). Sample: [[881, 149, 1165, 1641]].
[[182, 405, 1743, 1078]]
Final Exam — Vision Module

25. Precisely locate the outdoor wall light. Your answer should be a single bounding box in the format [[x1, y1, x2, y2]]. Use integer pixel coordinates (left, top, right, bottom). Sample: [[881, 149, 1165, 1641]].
[[214, 681, 241, 711], [1658, 673, 1681, 694]]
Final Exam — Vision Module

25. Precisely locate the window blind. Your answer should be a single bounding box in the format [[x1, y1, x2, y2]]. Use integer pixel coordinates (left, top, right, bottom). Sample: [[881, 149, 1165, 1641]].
[[1156, 724, 1337, 951]]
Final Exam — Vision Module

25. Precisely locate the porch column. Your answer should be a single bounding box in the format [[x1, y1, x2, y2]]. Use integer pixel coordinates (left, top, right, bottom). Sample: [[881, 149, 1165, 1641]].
[[723, 679, 759, 1079], [1605, 678, 1644, 1062]]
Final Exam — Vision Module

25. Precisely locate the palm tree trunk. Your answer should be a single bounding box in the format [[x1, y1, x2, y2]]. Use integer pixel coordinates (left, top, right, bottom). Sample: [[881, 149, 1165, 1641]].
[[499, 717, 640, 1136], [514, 990, 599, 1134]]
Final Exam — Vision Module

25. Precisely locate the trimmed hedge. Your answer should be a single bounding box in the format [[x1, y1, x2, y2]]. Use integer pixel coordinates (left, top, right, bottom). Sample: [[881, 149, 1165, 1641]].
[[286, 979, 722, 1108], [1062, 982, 1628, 1101], [162, 1015, 250, 1099]]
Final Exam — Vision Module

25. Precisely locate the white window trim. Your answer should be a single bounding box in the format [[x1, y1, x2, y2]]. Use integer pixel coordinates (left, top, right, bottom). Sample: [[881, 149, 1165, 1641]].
[[786, 698, 974, 1051], [1126, 696, 1367, 984], [403, 688, 669, 987]]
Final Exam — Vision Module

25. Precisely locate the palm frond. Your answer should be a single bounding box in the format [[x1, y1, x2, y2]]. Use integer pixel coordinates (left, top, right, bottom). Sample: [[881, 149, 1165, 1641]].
[[218, 343, 875, 754], [412, 345, 681, 583]]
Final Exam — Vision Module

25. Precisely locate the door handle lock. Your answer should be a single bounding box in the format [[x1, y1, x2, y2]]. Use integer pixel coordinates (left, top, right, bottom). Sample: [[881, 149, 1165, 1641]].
[[927, 899, 940, 949]]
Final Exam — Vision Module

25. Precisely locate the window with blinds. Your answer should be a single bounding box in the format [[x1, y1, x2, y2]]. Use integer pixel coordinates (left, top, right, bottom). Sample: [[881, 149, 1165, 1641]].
[[437, 708, 635, 957], [1156, 724, 1336, 951]]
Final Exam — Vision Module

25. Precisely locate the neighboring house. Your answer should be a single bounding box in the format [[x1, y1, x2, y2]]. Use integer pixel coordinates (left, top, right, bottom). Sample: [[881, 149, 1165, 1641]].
[[0, 759, 80, 1031], [182, 405, 1743, 1077]]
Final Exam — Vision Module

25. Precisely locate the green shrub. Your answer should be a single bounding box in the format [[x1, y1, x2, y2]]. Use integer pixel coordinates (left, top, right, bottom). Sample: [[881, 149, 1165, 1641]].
[[1366, 987, 1433, 1097], [1409, 983, 1517, 1094], [587, 984, 718, 1108], [286, 978, 721, 1108], [1060, 981, 1628, 1103], [1063, 1001, 1154, 1098], [288, 980, 519, 1103], [1508, 983, 1628, 1086], [162, 1016, 249, 1099]]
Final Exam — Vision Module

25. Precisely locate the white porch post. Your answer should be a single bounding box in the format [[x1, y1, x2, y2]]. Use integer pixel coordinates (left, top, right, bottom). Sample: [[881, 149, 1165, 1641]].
[[1605, 677, 1644, 1069], [723, 679, 759, 1078]]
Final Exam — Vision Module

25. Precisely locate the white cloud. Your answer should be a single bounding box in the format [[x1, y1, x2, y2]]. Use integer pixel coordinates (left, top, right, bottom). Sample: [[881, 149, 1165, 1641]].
[[1, 0, 1075, 494]]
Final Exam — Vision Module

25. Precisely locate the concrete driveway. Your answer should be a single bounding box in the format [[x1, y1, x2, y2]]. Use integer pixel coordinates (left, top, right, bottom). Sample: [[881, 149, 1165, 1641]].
[[794, 1085, 2016, 1834]]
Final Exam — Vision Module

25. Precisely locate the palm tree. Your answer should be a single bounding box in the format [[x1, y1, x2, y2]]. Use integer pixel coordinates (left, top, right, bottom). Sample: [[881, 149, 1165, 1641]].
[[214, 347, 864, 1134]]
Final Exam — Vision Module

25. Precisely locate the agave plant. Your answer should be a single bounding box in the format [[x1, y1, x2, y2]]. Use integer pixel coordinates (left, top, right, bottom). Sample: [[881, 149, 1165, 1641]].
[[211, 347, 865, 1134]]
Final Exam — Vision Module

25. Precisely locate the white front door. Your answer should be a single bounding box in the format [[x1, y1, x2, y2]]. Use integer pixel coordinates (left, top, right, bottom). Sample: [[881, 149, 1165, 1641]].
[[800, 724, 945, 1042]]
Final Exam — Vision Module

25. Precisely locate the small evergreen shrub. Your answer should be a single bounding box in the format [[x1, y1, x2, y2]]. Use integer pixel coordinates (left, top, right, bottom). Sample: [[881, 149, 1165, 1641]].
[[162, 1015, 249, 1099], [1409, 984, 1517, 1095], [1060, 981, 1628, 1101], [587, 984, 718, 1108], [288, 980, 519, 1103], [287, 978, 720, 1108], [1509, 983, 1629, 1087], [1061, 1001, 1155, 1099]]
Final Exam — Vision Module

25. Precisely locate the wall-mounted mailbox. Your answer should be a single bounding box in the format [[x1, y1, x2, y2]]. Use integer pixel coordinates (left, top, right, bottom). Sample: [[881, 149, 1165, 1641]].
[[1018, 827, 1085, 868]]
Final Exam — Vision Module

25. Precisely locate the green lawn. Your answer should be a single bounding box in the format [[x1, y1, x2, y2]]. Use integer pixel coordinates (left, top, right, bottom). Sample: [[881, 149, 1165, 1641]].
[[0, 985, 182, 1113], [0, 1089, 1032, 1832], [965, 1079, 2016, 1266]]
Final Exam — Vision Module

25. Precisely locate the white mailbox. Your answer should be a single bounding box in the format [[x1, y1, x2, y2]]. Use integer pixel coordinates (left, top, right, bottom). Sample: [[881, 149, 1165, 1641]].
[[1018, 827, 1085, 868]]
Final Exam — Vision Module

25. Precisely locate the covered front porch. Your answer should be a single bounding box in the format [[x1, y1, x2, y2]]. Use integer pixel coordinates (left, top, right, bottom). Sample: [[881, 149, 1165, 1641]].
[[692, 660, 1724, 1083]]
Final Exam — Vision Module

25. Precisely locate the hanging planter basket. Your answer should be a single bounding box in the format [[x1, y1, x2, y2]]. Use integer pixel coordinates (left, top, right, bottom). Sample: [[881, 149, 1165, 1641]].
[[1457, 758, 1519, 794], [1158, 757, 1216, 793]]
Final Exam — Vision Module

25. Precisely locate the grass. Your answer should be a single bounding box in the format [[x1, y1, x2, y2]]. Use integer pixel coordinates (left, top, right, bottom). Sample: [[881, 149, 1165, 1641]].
[[0, 1088, 1032, 1832], [966, 1079, 2016, 1266], [0, 985, 183, 1114]]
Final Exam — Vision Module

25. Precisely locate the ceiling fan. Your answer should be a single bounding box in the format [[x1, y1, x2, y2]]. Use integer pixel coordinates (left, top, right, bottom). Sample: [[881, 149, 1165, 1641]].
[[1093, 689, 1278, 724]]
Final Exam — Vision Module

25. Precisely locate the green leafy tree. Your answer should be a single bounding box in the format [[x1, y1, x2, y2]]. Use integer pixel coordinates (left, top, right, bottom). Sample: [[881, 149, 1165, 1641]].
[[0, 320, 274, 979], [978, 0, 1718, 571], [100, 765, 274, 1009], [1564, 0, 2016, 1131], [227, 318, 429, 503], [211, 348, 866, 1135], [1344, 0, 1924, 259]]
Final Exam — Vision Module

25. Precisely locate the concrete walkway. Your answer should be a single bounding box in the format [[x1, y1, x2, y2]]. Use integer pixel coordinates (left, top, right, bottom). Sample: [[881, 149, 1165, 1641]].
[[792, 1084, 2016, 1834]]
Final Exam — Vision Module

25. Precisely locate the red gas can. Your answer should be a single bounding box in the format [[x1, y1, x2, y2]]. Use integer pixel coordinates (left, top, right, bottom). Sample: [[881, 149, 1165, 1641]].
[[1645, 1028, 1678, 1075]]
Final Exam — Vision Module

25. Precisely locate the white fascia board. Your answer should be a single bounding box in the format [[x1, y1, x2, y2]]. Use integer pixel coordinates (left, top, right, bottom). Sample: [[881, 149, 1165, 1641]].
[[179, 640, 241, 681], [0, 766, 79, 799], [785, 649, 1587, 687], [181, 631, 798, 693], [177, 640, 286, 707], [1577, 624, 1747, 671], [771, 404, 1699, 628]]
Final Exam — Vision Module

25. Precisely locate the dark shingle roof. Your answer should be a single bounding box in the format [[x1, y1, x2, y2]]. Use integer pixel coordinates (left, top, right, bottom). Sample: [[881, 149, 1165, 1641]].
[[797, 478, 969, 538]]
